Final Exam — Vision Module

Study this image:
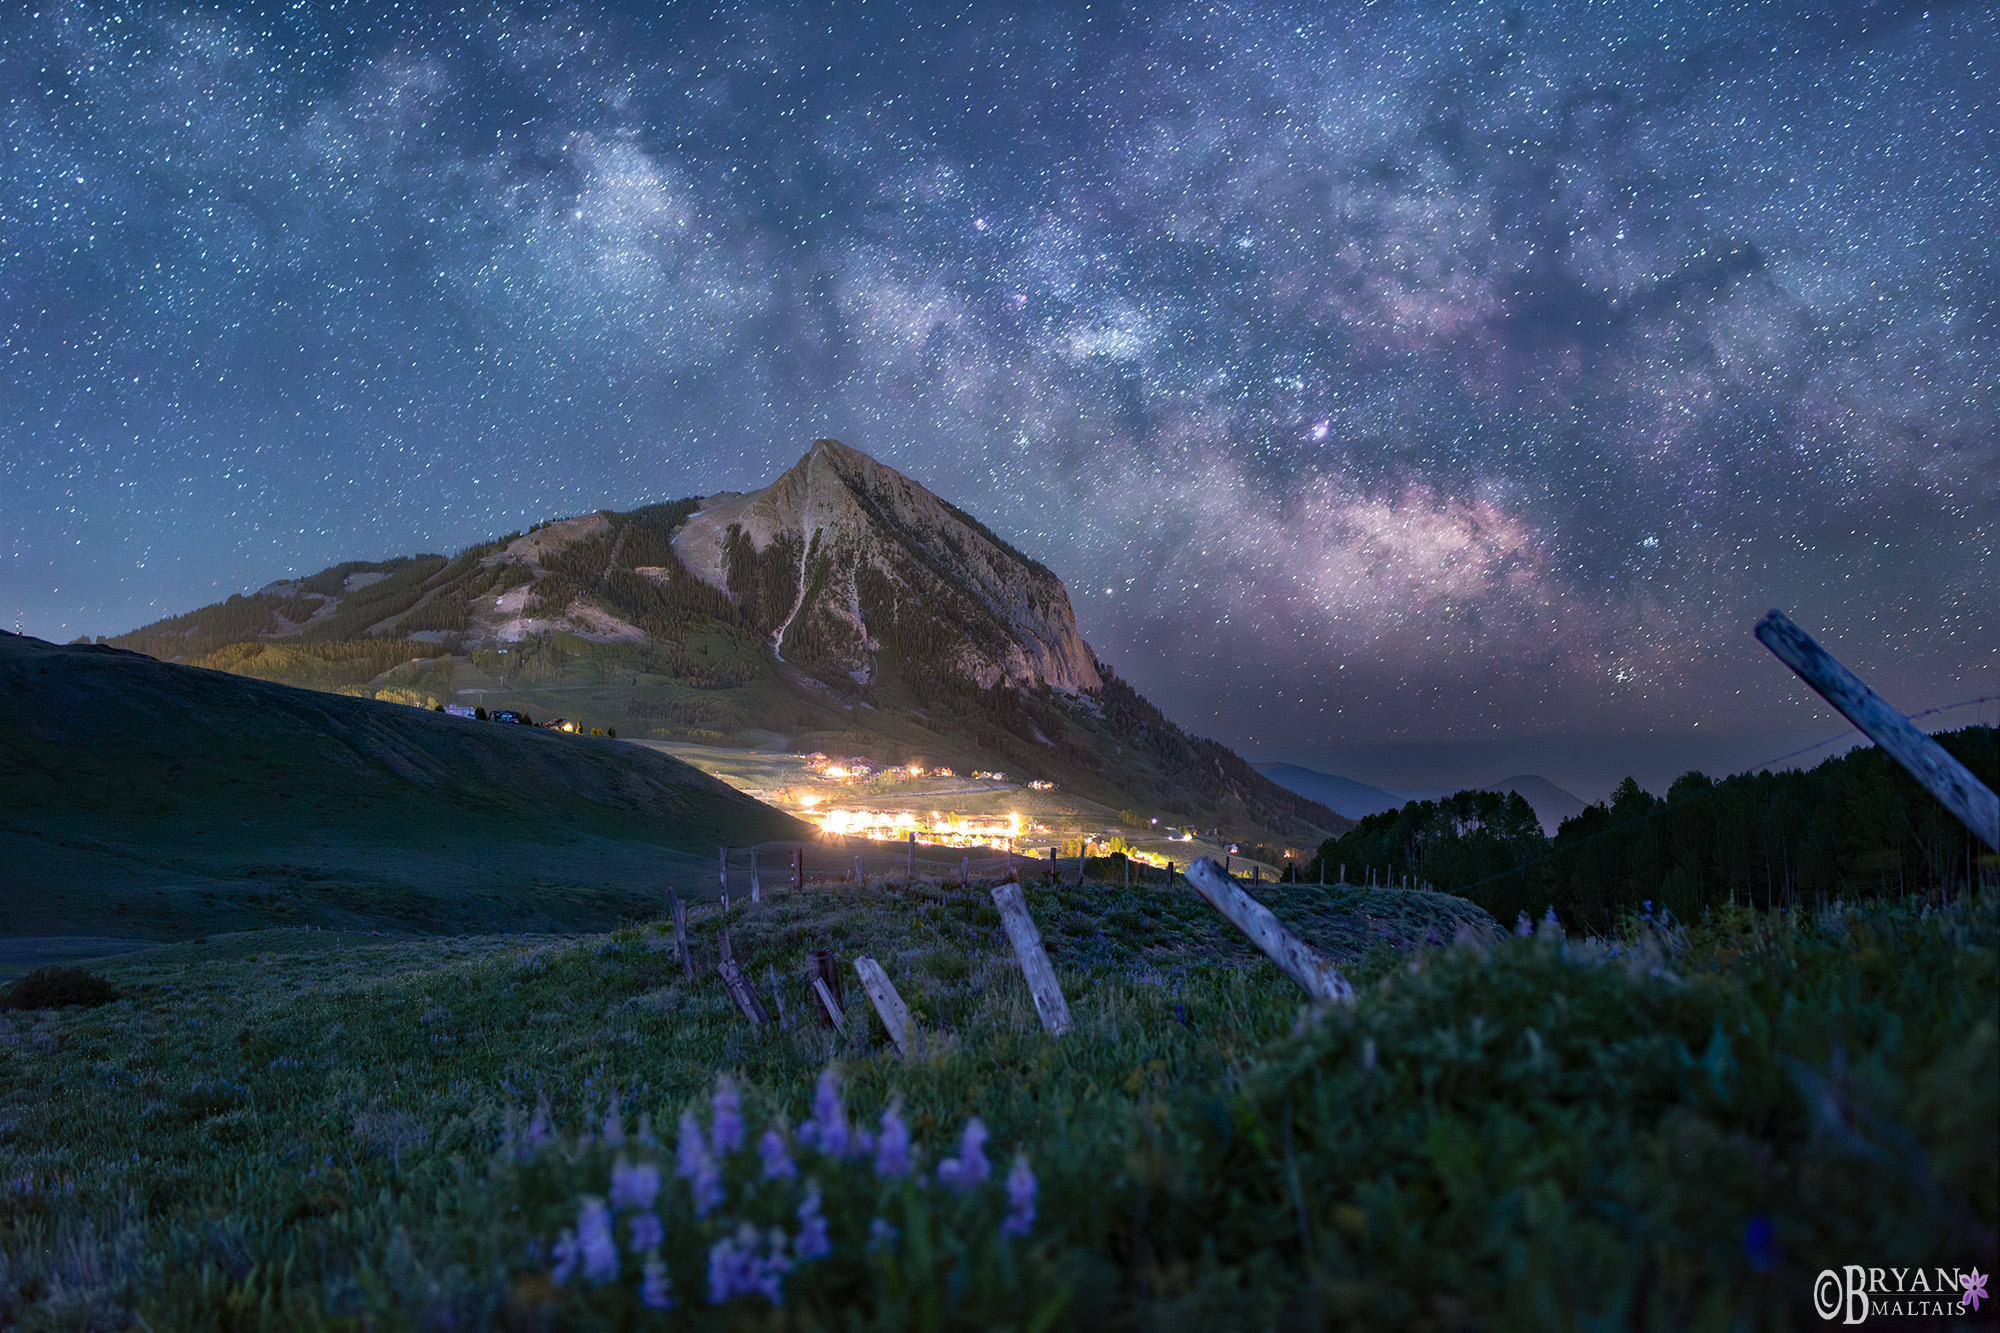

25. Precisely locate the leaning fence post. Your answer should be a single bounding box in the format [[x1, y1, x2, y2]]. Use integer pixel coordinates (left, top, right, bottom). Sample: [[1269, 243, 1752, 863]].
[[750, 846, 762, 903], [811, 975, 847, 1033], [853, 955, 923, 1058], [991, 882, 1074, 1036], [717, 958, 768, 1024], [1181, 856, 1354, 1003], [1756, 609, 1998, 851], [812, 944, 844, 1024], [669, 891, 692, 979]]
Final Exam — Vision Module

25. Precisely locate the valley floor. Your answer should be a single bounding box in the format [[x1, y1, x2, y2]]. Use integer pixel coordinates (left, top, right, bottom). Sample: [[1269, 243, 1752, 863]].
[[0, 878, 1992, 1330]]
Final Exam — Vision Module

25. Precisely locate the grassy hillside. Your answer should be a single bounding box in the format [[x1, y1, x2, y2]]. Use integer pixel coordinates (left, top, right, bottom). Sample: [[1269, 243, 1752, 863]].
[[0, 633, 815, 939], [101, 498, 1349, 846], [0, 877, 1989, 1328]]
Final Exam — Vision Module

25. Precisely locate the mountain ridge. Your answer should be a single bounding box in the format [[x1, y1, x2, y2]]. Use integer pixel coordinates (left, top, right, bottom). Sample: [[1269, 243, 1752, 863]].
[[106, 442, 1347, 844], [1254, 762, 1585, 835]]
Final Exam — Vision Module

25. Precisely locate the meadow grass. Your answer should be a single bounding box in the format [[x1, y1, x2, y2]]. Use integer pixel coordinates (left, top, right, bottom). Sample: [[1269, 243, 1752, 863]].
[[0, 878, 1991, 1330]]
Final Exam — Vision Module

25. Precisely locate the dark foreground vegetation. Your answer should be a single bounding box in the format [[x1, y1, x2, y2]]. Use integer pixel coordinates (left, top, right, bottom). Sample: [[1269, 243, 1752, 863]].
[[1308, 726, 1999, 931], [1, 874, 1991, 1330]]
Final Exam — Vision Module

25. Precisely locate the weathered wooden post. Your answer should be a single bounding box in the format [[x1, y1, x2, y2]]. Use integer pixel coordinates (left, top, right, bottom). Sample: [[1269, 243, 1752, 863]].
[[1123, 855, 1131, 890], [960, 856, 969, 889], [1181, 856, 1353, 1004], [810, 948, 843, 1028], [793, 847, 803, 891], [853, 955, 923, 1058], [1252, 864, 1260, 886], [750, 846, 761, 902], [670, 890, 692, 978], [1166, 860, 1174, 883], [717, 958, 768, 1024], [719, 846, 729, 904], [853, 854, 864, 883], [1047, 847, 1056, 882], [907, 831, 916, 880], [991, 882, 1073, 1036], [811, 975, 847, 1033], [1756, 609, 1998, 851]]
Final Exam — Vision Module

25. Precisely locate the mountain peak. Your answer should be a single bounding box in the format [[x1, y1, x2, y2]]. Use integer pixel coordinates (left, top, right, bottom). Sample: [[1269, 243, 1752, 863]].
[[676, 442, 1100, 692]]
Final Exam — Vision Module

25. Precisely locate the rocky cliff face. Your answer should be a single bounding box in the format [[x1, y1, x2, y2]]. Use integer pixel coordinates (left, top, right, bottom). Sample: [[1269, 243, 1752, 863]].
[[674, 440, 1102, 692]]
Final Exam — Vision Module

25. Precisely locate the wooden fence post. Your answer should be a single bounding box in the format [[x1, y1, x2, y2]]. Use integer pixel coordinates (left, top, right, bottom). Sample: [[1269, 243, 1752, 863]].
[[1166, 860, 1174, 883], [1181, 856, 1353, 1004], [793, 847, 803, 891], [854, 854, 864, 883], [960, 856, 969, 889], [810, 948, 843, 1028], [670, 891, 692, 978], [717, 958, 768, 1024], [991, 882, 1074, 1036], [719, 846, 729, 903], [1756, 609, 1998, 851], [853, 955, 923, 1058], [908, 832, 916, 880], [811, 975, 847, 1033], [1124, 856, 1130, 890], [750, 846, 761, 902]]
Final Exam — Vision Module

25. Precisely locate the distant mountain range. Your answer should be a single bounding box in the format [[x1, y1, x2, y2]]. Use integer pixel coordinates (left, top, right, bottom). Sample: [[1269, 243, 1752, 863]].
[[105, 441, 1349, 844], [1253, 763, 1587, 835]]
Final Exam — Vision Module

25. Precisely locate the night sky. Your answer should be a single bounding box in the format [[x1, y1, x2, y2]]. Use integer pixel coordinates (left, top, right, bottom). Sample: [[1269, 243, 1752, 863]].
[[5, 1, 1994, 797]]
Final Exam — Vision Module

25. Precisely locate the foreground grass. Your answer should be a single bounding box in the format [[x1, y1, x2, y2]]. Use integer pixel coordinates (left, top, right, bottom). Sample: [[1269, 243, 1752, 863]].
[[0, 879, 1992, 1330]]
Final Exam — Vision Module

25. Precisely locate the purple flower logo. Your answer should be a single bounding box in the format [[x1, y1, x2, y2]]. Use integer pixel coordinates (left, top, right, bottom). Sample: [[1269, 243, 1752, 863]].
[[1963, 1268, 1988, 1312]]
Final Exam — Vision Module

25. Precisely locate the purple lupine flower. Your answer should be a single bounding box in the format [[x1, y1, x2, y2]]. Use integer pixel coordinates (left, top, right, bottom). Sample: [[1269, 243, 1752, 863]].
[[873, 1101, 911, 1178], [935, 1118, 990, 1194], [677, 1112, 725, 1217], [609, 1158, 660, 1212], [1514, 912, 1533, 937], [549, 1228, 580, 1283], [1000, 1154, 1037, 1237], [577, 1198, 619, 1285], [1539, 907, 1562, 938], [759, 1128, 797, 1181], [707, 1223, 796, 1306], [794, 1184, 831, 1262], [797, 1068, 849, 1158], [628, 1211, 663, 1252], [640, 1255, 674, 1311], [602, 1095, 625, 1148], [710, 1077, 743, 1155], [867, 1217, 899, 1252]]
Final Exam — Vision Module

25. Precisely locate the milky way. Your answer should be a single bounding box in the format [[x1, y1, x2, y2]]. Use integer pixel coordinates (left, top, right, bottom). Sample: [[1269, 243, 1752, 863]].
[[5, 1, 1994, 791]]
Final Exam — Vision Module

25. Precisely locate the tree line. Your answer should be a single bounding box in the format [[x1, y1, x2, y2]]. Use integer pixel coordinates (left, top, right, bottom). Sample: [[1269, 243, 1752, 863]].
[[1304, 727, 1998, 931]]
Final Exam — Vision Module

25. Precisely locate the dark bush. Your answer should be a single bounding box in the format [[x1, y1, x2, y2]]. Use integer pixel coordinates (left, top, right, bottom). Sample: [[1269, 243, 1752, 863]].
[[2, 966, 118, 1010]]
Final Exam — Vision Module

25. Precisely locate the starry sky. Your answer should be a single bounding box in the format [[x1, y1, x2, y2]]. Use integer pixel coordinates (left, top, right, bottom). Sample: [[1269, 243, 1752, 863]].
[[5, 0, 1995, 797]]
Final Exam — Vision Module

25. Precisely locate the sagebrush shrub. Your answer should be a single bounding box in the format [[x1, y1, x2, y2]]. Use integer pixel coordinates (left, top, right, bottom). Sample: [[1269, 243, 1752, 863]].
[[1, 966, 117, 1010]]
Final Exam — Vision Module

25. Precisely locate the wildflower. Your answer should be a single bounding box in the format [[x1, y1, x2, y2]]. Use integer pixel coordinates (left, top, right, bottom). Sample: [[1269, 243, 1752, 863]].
[[867, 1217, 899, 1252], [796, 1068, 850, 1158], [795, 1184, 831, 1262], [873, 1100, 911, 1179], [677, 1112, 725, 1217], [629, 1211, 663, 1252], [1538, 907, 1562, 939], [707, 1223, 795, 1306], [640, 1255, 673, 1311], [603, 1094, 625, 1148], [759, 1128, 797, 1181], [1514, 912, 1533, 937], [1740, 1214, 1777, 1272], [609, 1158, 660, 1212], [936, 1118, 990, 1193], [550, 1228, 580, 1283], [710, 1076, 743, 1155], [1000, 1153, 1037, 1237], [576, 1197, 619, 1285]]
